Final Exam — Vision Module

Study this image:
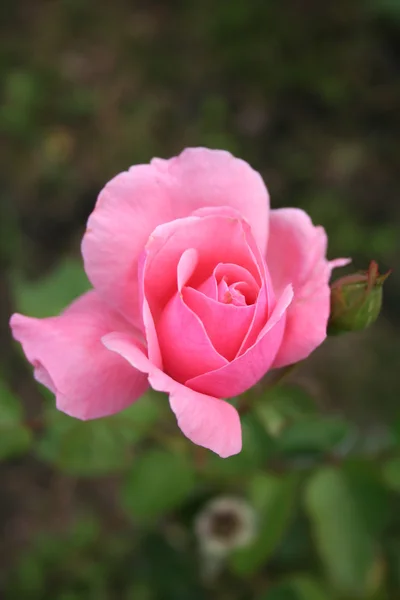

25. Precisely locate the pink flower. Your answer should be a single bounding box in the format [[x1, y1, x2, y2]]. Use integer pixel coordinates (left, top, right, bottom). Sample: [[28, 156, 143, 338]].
[[10, 148, 348, 457]]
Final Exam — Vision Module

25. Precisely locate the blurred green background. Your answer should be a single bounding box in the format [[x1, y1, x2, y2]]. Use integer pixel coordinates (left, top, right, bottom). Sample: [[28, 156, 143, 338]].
[[1, 1, 400, 598]]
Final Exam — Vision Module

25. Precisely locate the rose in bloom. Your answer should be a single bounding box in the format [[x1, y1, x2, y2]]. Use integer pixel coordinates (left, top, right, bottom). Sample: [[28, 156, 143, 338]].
[[10, 148, 348, 457]]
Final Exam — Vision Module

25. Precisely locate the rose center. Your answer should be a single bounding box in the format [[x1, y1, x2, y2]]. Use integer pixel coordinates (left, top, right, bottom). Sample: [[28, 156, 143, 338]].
[[217, 277, 255, 306]]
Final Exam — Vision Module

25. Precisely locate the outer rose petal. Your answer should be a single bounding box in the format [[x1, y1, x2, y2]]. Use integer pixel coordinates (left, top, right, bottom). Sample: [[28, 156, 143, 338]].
[[267, 208, 350, 367], [10, 291, 148, 419], [82, 148, 269, 325], [102, 333, 242, 458], [152, 148, 270, 253]]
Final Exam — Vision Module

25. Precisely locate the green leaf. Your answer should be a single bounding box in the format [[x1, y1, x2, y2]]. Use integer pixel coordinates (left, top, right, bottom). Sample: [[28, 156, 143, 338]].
[[10, 554, 45, 598], [258, 576, 332, 600], [204, 413, 275, 480], [304, 467, 378, 596], [277, 417, 353, 455], [37, 417, 132, 476], [256, 384, 316, 437], [231, 472, 298, 576], [290, 575, 332, 600], [138, 533, 206, 600], [0, 426, 32, 462], [258, 584, 297, 600], [367, 0, 400, 21], [13, 258, 90, 317], [121, 449, 196, 520], [67, 516, 101, 550], [121, 390, 165, 436], [342, 460, 390, 536], [382, 456, 400, 492], [0, 379, 32, 460], [390, 417, 400, 445], [36, 393, 161, 476]]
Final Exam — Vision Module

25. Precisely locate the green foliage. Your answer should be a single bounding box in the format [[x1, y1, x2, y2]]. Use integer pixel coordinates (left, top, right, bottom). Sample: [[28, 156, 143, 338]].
[[5, 516, 131, 600], [367, 0, 400, 20], [13, 258, 90, 318], [204, 412, 275, 481], [259, 576, 332, 600], [121, 448, 196, 521], [304, 467, 380, 596], [231, 472, 299, 576], [382, 457, 400, 492], [0, 70, 41, 136], [256, 384, 317, 436], [37, 393, 162, 476], [257, 384, 354, 456], [276, 417, 353, 455], [0, 379, 32, 459]]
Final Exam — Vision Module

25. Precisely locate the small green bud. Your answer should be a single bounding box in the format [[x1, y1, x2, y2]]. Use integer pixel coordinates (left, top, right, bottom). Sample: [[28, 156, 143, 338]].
[[328, 261, 390, 335]]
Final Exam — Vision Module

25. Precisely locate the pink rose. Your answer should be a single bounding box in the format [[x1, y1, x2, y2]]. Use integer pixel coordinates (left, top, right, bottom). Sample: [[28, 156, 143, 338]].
[[10, 148, 348, 457]]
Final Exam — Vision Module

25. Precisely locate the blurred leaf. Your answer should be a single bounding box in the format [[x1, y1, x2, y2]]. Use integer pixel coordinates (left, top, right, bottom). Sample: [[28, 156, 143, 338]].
[[277, 417, 353, 455], [9, 554, 45, 598], [270, 514, 314, 569], [367, 0, 400, 20], [68, 516, 101, 549], [304, 467, 379, 596], [342, 460, 390, 536], [121, 449, 196, 520], [13, 258, 90, 317], [386, 538, 400, 596], [0, 69, 40, 135], [391, 418, 400, 445], [256, 384, 316, 437], [290, 575, 333, 600], [231, 472, 299, 576], [204, 412, 275, 480], [382, 456, 400, 492], [37, 417, 132, 475], [37, 393, 161, 476], [121, 391, 165, 436], [258, 584, 297, 600], [138, 533, 205, 600], [258, 575, 332, 599], [0, 379, 32, 459]]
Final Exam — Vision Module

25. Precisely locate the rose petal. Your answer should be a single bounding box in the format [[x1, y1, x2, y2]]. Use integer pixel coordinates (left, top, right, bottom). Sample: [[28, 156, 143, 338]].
[[152, 148, 269, 252], [214, 263, 259, 300], [196, 261, 259, 303], [102, 333, 242, 457], [186, 285, 293, 398], [143, 213, 260, 323], [157, 290, 228, 382], [197, 273, 218, 300], [82, 165, 171, 326], [267, 208, 350, 367], [177, 248, 199, 290], [82, 148, 269, 325], [10, 291, 149, 419], [183, 287, 255, 361]]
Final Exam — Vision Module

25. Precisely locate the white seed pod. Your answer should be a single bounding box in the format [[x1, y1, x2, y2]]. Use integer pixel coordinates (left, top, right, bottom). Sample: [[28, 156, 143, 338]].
[[195, 495, 256, 557]]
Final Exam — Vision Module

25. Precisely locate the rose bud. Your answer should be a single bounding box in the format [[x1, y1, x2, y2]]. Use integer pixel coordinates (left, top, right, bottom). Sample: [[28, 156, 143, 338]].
[[328, 261, 390, 335]]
